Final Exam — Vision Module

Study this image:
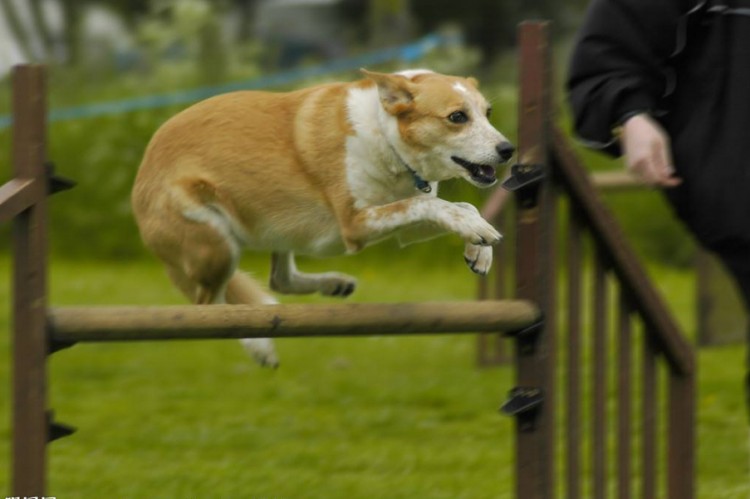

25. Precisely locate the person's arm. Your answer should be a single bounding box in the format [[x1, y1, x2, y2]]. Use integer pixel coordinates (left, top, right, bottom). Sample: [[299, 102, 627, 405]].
[[567, 0, 690, 152]]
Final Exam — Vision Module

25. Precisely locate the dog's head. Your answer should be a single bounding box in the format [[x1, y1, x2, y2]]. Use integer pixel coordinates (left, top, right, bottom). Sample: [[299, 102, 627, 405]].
[[363, 69, 514, 188]]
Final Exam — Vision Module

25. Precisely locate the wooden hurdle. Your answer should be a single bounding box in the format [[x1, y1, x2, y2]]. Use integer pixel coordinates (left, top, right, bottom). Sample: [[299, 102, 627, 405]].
[[1, 64, 542, 496]]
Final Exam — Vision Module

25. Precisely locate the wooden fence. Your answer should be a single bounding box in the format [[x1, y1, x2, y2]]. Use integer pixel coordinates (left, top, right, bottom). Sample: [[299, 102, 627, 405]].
[[481, 22, 696, 498], [1, 21, 695, 499]]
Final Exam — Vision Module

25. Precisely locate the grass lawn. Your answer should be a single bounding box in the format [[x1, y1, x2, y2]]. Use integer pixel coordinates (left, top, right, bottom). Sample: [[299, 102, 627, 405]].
[[0, 249, 748, 498]]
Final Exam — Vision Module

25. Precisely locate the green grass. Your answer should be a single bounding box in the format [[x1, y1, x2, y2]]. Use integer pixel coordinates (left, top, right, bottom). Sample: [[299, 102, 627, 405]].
[[0, 250, 748, 498], [0, 250, 516, 498]]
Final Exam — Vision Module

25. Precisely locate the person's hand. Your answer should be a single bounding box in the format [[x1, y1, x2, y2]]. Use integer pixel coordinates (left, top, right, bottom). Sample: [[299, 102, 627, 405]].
[[621, 113, 682, 188]]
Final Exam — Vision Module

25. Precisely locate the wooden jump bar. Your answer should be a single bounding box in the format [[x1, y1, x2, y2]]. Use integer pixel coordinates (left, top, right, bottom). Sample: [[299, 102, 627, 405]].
[[48, 301, 541, 343], [591, 171, 644, 191]]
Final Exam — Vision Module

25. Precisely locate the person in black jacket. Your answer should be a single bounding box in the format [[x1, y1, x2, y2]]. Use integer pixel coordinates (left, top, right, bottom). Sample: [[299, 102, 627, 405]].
[[567, 0, 750, 418]]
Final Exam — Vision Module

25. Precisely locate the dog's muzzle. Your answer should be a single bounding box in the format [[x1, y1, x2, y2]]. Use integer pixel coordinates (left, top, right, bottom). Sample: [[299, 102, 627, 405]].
[[451, 156, 498, 185], [451, 142, 515, 186]]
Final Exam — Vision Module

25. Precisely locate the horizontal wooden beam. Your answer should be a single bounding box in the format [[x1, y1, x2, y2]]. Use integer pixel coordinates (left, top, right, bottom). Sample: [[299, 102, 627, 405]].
[[48, 301, 541, 343], [0, 178, 44, 224], [591, 171, 644, 192]]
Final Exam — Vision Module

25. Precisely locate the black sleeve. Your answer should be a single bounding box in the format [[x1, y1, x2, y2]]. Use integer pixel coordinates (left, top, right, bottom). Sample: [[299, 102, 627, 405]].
[[566, 0, 693, 153]]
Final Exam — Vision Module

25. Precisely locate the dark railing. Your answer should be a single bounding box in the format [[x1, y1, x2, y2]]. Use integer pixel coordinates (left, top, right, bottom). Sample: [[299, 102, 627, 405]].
[[483, 22, 695, 499]]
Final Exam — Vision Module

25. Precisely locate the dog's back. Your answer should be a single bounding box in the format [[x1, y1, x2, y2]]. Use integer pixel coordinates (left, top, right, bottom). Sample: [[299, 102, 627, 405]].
[[132, 84, 357, 260]]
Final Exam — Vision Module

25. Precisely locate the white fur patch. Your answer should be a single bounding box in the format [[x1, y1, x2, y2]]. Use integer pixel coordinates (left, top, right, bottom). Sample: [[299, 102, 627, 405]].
[[344, 85, 418, 209], [453, 82, 468, 94], [182, 203, 246, 256], [396, 69, 434, 79]]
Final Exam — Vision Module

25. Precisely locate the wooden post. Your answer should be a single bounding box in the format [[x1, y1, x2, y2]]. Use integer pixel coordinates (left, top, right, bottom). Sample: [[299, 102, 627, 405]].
[[477, 196, 512, 367], [512, 21, 554, 499], [11, 64, 49, 495], [667, 368, 695, 498]]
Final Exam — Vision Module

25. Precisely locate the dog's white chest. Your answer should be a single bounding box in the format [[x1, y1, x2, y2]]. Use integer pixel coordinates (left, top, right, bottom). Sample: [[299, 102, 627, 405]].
[[344, 86, 421, 208]]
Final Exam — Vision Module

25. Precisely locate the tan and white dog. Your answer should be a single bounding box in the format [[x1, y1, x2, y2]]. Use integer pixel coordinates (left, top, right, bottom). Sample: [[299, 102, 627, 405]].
[[132, 69, 514, 367]]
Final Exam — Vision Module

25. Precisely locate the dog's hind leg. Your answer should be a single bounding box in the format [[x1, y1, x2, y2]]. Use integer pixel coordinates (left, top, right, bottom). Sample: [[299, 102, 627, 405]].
[[148, 193, 279, 366], [226, 271, 280, 368], [164, 251, 280, 367], [159, 221, 237, 306], [270, 251, 357, 297]]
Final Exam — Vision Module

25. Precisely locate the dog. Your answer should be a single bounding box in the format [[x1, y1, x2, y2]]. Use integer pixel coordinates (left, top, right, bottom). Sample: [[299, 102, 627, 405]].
[[131, 69, 514, 367]]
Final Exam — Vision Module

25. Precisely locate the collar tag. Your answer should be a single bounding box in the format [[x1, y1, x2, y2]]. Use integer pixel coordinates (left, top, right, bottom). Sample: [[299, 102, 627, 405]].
[[412, 174, 432, 193]]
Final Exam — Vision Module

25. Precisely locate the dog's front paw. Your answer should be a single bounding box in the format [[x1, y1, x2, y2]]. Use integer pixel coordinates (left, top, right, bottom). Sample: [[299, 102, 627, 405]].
[[455, 213, 502, 247], [240, 338, 280, 368], [445, 202, 501, 246], [464, 243, 493, 275]]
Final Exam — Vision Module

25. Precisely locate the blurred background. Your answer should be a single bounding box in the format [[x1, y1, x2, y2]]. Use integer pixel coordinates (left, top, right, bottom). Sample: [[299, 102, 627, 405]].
[[1, 0, 691, 266], [0, 0, 590, 76]]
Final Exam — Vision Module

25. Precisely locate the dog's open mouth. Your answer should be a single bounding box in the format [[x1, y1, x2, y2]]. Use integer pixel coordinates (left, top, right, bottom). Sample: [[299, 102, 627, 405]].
[[451, 156, 497, 185]]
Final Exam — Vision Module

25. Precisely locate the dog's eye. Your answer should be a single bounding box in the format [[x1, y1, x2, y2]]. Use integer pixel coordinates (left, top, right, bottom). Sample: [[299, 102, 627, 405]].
[[486, 107, 492, 119], [448, 111, 468, 124]]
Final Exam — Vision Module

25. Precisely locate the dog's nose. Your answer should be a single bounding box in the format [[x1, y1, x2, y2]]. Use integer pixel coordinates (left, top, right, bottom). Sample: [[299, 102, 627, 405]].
[[496, 142, 515, 162]]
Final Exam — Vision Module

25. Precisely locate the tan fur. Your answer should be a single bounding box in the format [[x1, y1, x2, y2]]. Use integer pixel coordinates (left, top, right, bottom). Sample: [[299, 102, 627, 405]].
[[133, 85, 351, 296], [132, 70, 511, 366]]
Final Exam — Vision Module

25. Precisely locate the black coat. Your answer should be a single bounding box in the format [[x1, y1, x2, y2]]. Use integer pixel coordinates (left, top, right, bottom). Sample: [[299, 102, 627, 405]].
[[568, 0, 750, 253]]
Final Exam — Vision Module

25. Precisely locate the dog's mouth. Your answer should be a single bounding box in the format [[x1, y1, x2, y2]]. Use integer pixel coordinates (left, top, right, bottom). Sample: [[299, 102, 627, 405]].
[[451, 156, 497, 185]]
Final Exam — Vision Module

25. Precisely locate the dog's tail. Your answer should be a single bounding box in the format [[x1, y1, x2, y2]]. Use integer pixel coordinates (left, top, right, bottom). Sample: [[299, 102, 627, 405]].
[[226, 271, 280, 368]]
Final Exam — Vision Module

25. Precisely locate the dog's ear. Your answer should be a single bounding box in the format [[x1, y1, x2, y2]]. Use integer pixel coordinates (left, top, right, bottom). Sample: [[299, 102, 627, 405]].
[[466, 76, 480, 88], [361, 69, 414, 116]]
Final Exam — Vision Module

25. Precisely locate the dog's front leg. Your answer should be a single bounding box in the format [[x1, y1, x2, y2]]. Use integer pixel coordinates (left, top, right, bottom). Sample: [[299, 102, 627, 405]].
[[344, 197, 501, 267], [270, 252, 357, 297]]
